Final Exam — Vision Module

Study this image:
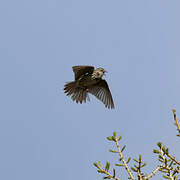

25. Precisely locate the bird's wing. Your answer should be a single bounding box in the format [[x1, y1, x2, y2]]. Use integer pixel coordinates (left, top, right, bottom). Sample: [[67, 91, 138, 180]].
[[88, 79, 114, 109], [72, 66, 94, 80]]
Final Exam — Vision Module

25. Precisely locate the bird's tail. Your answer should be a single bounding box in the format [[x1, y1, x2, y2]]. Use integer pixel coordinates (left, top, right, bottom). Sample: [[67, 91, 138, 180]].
[[64, 81, 89, 104]]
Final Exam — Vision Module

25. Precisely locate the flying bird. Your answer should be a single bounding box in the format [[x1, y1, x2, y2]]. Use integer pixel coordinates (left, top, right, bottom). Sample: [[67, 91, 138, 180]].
[[64, 65, 114, 109]]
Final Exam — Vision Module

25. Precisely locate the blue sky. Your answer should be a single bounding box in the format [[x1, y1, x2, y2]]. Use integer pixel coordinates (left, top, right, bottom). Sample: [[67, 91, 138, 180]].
[[0, 0, 180, 179]]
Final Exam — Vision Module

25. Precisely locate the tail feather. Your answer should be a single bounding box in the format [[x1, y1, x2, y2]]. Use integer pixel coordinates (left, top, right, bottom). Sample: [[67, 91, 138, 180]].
[[64, 81, 88, 104]]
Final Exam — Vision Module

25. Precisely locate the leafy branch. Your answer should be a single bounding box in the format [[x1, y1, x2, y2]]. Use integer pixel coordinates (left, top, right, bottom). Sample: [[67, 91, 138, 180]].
[[94, 110, 180, 179], [94, 132, 135, 180], [153, 142, 180, 179], [93, 161, 119, 180]]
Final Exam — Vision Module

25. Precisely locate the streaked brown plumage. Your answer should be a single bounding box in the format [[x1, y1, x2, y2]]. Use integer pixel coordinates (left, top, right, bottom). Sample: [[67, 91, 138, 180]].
[[64, 65, 114, 109]]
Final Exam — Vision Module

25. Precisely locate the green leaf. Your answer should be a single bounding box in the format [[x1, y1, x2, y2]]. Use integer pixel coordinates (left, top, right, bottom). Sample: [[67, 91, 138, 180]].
[[165, 148, 169, 154], [113, 168, 116, 178], [159, 169, 168, 173], [162, 145, 166, 152], [113, 132, 117, 138], [172, 170, 177, 176], [141, 163, 146, 168], [157, 142, 162, 148], [97, 170, 103, 173], [162, 175, 171, 179], [105, 162, 110, 171], [104, 176, 111, 179], [93, 162, 99, 169], [115, 164, 124, 167], [98, 161, 102, 168], [109, 149, 118, 153], [158, 155, 163, 160], [126, 157, 131, 164], [134, 165, 138, 169], [121, 145, 126, 152], [107, 136, 114, 141], [103, 176, 111, 179], [139, 155, 142, 162], [133, 158, 139, 163], [131, 167, 137, 172], [118, 135, 122, 141], [153, 149, 160, 154], [169, 160, 173, 167]]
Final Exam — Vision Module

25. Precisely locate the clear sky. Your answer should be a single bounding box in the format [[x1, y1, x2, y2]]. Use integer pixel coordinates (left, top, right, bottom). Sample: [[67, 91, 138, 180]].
[[0, 0, 180, 179]]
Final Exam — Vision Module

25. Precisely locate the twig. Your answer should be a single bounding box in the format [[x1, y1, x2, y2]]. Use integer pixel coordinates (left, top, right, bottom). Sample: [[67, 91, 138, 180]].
[[137, 157, 143, 180], [159, 149, 175, 180], [137, 168, 143, 180], [167, 154, 180, 166], [172, 109, 180, 135], [145, 165, 161, 179], [99, 169, 120, 180], [115, 137, 135, 180], [137, 170, 143, 180]]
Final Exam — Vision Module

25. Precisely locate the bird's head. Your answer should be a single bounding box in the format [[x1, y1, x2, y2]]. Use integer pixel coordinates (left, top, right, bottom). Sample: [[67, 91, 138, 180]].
[[92, 68, 107, 79], [97, 68, 107, 73]]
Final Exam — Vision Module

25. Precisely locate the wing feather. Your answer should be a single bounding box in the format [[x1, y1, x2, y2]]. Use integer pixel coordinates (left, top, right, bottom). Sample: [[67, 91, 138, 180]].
[[88, 80, 114, 109], [72, 66, 94, 80]]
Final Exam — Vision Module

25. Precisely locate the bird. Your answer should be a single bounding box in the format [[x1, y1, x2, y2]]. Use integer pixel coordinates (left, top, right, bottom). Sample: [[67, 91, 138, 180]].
[[64, 65, 114, 109]]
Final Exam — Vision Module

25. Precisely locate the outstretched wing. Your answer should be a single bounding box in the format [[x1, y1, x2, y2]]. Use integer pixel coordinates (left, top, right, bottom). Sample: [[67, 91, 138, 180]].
[[88, 79, 114, 109], [72, 66, 94, 80]]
